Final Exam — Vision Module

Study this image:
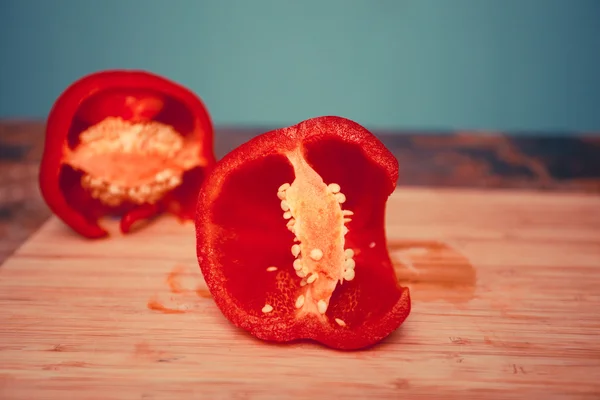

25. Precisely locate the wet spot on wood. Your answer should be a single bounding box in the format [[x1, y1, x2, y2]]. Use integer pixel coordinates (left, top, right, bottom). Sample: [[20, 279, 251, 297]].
[[391, 378, 410, 390], [389, 240, 476, 304], [196, 288, 212, 299], [167, 265, 188, 294], [166, 264, 212, 298], [147, 297, 187, 314], [147, 264, 212, 314]]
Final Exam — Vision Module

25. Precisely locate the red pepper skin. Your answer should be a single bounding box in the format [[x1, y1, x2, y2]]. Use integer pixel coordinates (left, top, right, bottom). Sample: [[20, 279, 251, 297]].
[[195, 116, 411, 350], [39, 70, 215, 239]]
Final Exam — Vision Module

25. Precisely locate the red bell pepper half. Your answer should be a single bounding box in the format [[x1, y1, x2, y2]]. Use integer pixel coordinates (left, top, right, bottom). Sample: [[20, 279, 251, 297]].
[[39, 70, 215, 238], [195, 116, 411, 350]]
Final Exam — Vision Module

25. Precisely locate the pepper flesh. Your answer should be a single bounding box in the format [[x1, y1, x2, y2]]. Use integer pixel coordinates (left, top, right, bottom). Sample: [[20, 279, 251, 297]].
[[40, 70, 215, 238], [195, 116, 411, 350]]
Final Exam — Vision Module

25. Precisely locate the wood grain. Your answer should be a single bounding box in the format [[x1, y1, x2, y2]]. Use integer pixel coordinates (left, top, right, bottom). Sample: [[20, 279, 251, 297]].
[[1, 187, 599, 399]]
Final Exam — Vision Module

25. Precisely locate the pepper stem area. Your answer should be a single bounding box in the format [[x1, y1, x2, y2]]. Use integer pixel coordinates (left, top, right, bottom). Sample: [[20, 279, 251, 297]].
[[269, 149, 355, 321], [64, 117, 205, 207]]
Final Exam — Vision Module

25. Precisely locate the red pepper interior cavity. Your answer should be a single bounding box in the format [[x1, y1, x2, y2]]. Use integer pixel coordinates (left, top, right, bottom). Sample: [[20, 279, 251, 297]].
[[62, 90, 206, 211], [76, 88, 166, 126]]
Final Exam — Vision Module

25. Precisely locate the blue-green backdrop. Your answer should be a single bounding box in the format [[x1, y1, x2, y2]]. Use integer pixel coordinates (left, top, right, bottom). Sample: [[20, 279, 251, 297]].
[[1, 0, 599, 132]]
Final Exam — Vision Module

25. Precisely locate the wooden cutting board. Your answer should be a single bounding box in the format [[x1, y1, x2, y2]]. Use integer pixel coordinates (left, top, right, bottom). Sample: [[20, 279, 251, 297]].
[[1, 187, 599, 399]]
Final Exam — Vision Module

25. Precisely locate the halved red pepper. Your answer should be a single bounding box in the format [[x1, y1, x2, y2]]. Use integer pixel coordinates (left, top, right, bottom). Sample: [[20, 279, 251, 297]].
[[195, 116, 411, 350], [39, 70, 215, 238]]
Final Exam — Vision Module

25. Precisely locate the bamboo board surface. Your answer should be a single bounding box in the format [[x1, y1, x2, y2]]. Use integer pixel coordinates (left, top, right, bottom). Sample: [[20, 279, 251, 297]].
[[1, 187, 599, 399]]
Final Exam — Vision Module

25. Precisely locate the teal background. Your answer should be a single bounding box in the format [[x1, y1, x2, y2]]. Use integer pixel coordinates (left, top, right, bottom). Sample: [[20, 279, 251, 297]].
[[1, 0, 599, 132]]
